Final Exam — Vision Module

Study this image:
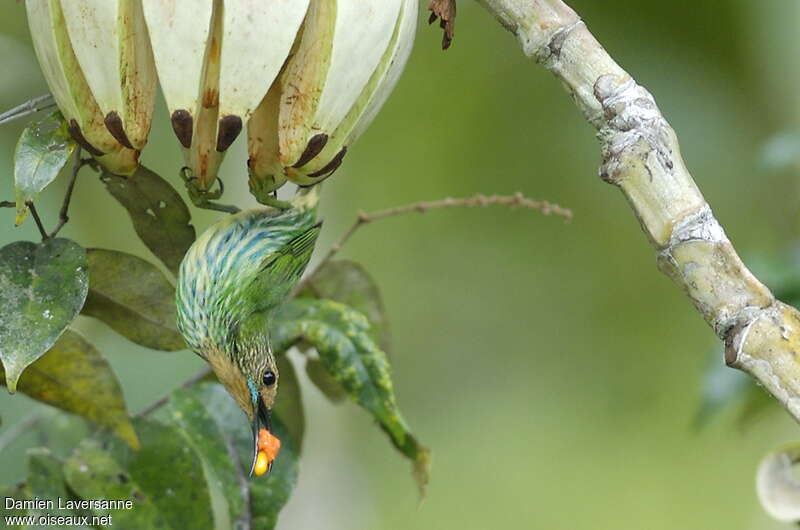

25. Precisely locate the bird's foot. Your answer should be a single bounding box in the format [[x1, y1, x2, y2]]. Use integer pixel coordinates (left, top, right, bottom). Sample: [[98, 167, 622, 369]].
[[249, 176, 292, 210], [181, 168, 240, 213]]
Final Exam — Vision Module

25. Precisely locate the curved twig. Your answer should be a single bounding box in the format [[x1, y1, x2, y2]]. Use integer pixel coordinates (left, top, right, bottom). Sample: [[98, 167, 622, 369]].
[[309, 192, 571, 280]]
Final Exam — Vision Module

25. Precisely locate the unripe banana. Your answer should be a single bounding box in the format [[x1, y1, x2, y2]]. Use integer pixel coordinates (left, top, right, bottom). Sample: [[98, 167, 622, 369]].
[[27, 0, 418, 204], [142, 0, 309, 192], [247, 0, 418, 202], [25, 0, 143, 175], [60, 0, 156, 152]]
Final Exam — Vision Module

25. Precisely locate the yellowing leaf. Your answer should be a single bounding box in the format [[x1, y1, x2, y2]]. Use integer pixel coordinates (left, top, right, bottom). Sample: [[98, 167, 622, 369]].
[[0, 329, 139, 450]]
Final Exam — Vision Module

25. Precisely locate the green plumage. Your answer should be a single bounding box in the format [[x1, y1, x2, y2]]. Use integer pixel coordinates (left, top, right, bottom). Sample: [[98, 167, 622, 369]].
[[176, 204, 320, 364]]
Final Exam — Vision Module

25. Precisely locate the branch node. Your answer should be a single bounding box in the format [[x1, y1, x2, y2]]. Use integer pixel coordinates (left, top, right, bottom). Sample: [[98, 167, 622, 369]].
[[594, 77, 675, 186], [535, 20, 584, 64], [667, 206, 726, 248], [724, 307, 765, 366], [477, 0, 800, 426]]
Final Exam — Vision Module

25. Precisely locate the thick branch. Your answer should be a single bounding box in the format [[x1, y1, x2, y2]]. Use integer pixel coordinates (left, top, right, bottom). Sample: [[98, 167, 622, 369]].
[[474, 0, 800, 422]]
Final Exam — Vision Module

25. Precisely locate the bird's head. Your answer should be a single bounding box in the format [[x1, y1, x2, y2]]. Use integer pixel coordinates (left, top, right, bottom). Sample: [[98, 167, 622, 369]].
[[203, 335, 278, 474]]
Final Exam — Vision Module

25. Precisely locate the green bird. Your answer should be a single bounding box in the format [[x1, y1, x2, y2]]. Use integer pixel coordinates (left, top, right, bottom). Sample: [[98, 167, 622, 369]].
[[176, 192, 320, 474]]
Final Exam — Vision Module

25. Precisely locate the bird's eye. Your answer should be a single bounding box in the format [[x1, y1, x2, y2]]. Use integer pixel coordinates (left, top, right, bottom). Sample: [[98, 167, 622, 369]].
[[262, 370, 276, 387]]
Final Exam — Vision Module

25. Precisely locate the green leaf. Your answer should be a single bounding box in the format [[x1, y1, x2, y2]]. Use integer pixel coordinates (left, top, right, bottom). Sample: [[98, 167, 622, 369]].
[[274, 299, 430, 494], [13, 111, 76, 225], [0, 238, 88, 391], [299, 259, 391, 351], [64, 440, 170, 528], [27, 448, 90, 526], [164, 388, 249, 530], [0, 483, 32, 528], [82, 249, 185, 351], [188, 382, 300, 529], [748, 249, 800, 308], [26, 409, 91, 459], [305, 358, 347, 403], [97, 418, 215, 529], [248, 414, 299, 530], [758, 130, 800, 173], [0, 329, 139, 450], [695, 348, 774, 429], [274, 355, 306, 449], [101, 166, 196, 275]]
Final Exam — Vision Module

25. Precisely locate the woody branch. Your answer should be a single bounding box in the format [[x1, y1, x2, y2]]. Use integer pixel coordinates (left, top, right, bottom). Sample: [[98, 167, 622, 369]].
[[473, 0, 800, 422]]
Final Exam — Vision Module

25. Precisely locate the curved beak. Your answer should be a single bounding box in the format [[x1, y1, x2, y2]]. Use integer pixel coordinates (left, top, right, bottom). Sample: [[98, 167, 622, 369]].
[[249, 398, 272, 476]]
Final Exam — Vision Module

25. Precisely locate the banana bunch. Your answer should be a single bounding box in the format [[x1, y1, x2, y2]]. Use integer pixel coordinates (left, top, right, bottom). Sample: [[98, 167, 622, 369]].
[[245, 0, 418, 203], [26, 0, 156, 176], [26, 0, 417, 204]]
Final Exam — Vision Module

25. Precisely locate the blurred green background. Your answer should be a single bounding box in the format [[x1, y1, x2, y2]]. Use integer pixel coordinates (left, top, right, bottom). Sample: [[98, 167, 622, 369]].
[[2, 1, 800, 528]]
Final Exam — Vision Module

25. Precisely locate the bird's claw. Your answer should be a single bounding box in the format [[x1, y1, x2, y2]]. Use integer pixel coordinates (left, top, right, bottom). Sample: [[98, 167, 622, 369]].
[[181, 168, 240, 213]]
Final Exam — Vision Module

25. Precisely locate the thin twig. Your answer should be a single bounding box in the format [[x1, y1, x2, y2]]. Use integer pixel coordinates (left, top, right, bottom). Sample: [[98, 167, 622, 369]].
[[310, 192, 571, 277], [48, 147, 83, 238], [0, 413, 43, 453], [27, 202, 48, 240], [0, 201, 13, 208], [135, 366, 212, 418], [0, 94, 56, 126]]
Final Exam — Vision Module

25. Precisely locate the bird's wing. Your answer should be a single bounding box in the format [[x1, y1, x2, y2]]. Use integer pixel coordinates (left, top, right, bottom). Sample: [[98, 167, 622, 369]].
[[233, 219, 322, 347], [177, 205, 320, 353], [240, 217, 322, 319], [261, 220, 322, 275]]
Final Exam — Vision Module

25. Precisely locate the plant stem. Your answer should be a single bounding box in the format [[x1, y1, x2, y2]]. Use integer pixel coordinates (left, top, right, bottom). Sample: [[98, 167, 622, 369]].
[[135, 366, 212, 417], [27, 202, 48, 240], [473, 0, 800, 423], [0, 413, 43, 453], [0, 94, 56, 126], [48, 147, 83, 238], [309, 192, 571, 278], [196, 201, 241, 214]]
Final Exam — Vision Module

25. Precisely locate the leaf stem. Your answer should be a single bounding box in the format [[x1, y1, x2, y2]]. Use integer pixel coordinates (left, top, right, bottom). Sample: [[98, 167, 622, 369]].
[[135, 366, 212, 418], [308, 192, 571, 278], [0, 413, 43, 453], [27, 202, 49, 240], [196, 201, 241, 214], [48, 147, 83, 239], [0, 94, 56, 126]]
